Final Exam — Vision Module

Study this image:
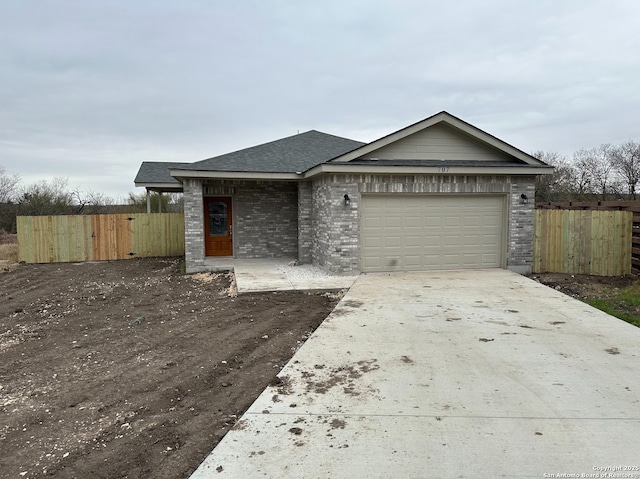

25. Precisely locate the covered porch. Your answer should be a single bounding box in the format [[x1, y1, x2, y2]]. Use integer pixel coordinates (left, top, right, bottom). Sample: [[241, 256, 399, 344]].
[[134, 161, 188, 213]]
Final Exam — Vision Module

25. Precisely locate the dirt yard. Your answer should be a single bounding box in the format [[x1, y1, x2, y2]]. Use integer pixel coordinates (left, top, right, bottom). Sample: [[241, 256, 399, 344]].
[[3, 258, 638, 479], [532, 272, 640, 328], [0, 258, 339, 478], [0, 232, 18, 274], [531, 272, 639, 298]]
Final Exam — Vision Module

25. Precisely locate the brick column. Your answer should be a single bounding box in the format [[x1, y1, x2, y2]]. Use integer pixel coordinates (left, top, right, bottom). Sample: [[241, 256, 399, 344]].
[[297, 181, 312, 264], [311, 176, 360, 273], [183, 178, 205, 272], [507, 176, 536, 274]]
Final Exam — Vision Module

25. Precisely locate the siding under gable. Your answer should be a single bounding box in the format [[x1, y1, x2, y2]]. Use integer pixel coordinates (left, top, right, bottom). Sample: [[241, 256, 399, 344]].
[[360, 124, 514, 162]]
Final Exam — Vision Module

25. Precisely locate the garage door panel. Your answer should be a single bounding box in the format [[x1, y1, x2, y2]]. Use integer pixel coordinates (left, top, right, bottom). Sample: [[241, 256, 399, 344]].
[[483, 218, 500, 227], [383, 198, 403, 209], [363, 217, 383, 229], [423, 237, 441, 247], [404, 216, 422, 228], [403, 197, 425, 208], [384, 217, 402, 228], [462, 252, 480, 262], [384, 236, 402, 248], [481, 233, 499, 245], [404, 255, 421, 267], [361, 195, 504, 272], [423, 255, 441, 266], [365, 197, 384, 208], [443, 255, 463, 268], [463, 237, 480, 247], [405, 236, 422, 247], [423, 220, 440, 230], [363, 238, 382, 248], [443, 235, 462, 247]]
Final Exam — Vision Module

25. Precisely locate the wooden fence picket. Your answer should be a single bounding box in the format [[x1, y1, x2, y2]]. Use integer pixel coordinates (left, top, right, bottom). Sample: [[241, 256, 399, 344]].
[[17, 213, 184, 263]]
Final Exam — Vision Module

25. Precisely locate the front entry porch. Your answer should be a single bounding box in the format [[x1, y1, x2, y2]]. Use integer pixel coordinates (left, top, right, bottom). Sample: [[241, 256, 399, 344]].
[[202, 257, 358, 293]]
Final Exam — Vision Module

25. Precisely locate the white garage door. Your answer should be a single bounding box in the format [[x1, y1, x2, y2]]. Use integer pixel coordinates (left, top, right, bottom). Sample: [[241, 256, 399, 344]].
[[360, 195, 505, 272]]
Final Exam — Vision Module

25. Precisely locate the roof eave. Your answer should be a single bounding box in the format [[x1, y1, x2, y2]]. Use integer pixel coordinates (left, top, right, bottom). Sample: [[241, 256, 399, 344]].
[[134, 182, 184, 192], [135, 181, 181, 187], [303, 163, 555, 178], [170, 169, 300, 181]]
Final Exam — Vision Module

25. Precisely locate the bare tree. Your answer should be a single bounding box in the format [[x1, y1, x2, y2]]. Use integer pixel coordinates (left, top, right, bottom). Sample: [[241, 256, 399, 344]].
[[612, 140, 640, 199], [572, 144, 616, 200], [0, 166, 20, 203], [570, 149, 599, 200], [17, 177, 73, 216], [71, 189, 116, 214], [532, 151, 574, 201], [578, 144, 618, 200]]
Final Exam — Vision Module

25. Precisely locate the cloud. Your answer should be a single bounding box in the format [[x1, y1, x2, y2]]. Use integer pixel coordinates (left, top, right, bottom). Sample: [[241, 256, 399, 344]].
[[1, 0, 640, 197]]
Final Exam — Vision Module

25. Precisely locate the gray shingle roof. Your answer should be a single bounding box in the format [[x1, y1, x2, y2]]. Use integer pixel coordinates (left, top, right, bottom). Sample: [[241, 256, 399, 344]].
[[176, 130, 365, 173], [134, 162, 188, 185]]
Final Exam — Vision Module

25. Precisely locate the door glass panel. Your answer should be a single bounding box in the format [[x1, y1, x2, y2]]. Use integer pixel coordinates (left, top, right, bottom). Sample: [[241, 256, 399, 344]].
[[208, 202, 228, 236]]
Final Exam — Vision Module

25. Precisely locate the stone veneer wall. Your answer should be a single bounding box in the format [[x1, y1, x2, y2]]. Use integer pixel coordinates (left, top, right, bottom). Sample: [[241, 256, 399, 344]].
[[183, 178, 205, 272], [310, 174, 536, 274]]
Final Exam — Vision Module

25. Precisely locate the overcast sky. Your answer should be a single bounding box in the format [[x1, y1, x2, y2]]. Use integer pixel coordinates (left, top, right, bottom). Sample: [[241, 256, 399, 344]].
[[2, 0, 639, 200]]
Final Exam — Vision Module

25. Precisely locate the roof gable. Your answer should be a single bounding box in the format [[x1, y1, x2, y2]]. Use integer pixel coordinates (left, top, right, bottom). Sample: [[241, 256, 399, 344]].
[[329, 111, 546, 166], [360, 123, 516, 162]]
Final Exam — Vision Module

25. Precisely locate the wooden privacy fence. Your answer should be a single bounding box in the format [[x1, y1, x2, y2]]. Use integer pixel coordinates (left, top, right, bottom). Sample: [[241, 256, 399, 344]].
[[533, 209, 632, 276], [17, 213, 185, 263], [16, 210, 635, 274], [631, 212, 640, 274]]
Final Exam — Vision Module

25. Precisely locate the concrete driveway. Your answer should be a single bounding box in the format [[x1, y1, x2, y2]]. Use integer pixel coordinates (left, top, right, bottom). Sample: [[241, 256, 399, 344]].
[[191, 270, 640, 478]]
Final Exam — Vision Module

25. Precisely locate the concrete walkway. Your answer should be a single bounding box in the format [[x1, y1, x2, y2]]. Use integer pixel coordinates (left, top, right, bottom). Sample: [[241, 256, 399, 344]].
[[191, 270, 640, 478], [203, 257, 358, 293]]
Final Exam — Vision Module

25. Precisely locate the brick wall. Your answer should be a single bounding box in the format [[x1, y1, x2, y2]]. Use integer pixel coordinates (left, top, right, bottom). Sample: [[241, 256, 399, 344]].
[[310, 174, 536, 274], [233, 182, 298, 258], [184, 175, 537, 275]]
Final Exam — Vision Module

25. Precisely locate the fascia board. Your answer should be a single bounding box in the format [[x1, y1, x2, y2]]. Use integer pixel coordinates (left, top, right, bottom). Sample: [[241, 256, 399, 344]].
[[170, 169, 300, 180], [303, 163, 554, 178]]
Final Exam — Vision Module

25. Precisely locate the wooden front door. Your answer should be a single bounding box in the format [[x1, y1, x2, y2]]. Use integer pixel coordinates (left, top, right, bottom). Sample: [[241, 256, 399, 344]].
[[204, 197, 233, 256]]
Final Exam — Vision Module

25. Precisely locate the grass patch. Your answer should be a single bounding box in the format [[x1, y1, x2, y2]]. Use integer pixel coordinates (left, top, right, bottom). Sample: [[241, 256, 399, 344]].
[[615, 284, 640, 307], [587, 289, 640, 328]]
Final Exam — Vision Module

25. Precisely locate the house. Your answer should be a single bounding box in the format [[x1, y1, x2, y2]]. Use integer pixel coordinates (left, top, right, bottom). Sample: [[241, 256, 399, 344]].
[[134, 111, 553, 274]]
